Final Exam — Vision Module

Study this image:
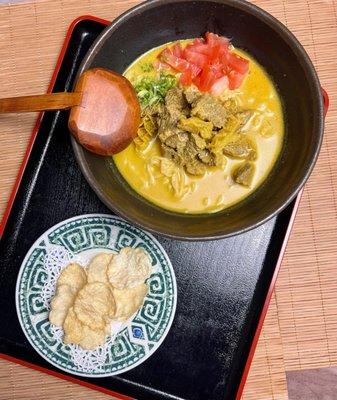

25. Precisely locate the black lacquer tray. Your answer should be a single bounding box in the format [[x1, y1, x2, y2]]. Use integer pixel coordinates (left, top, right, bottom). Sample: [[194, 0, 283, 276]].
[[0, 16, 299, 400]]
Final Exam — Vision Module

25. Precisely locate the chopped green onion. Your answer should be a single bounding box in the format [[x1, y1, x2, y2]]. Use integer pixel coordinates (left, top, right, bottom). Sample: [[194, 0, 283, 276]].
[[134, 73, 177, 108]]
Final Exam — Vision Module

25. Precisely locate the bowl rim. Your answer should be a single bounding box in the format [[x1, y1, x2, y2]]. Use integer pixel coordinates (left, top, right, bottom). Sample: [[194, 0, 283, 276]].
[[71, 0, 324, 241]]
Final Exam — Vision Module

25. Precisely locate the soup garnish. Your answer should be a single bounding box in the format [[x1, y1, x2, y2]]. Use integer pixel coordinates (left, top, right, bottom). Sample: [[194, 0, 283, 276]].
[[158, 32, 249, 92]]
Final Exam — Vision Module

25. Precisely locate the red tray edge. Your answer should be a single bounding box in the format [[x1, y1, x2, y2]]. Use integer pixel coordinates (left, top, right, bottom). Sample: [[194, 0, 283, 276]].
[[0, 14, 305, 400]]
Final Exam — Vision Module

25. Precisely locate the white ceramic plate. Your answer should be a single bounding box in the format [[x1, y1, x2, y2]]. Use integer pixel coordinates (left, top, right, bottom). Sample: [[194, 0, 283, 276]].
[[16, 214, 177, 377]]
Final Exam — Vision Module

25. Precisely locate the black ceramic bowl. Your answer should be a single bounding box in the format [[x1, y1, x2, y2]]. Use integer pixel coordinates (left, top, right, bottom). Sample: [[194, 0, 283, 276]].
[[72, 0, 324, 240]]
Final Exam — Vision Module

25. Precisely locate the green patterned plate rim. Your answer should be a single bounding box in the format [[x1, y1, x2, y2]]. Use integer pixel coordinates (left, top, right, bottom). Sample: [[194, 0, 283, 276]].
[[15, 214, 177, 377]]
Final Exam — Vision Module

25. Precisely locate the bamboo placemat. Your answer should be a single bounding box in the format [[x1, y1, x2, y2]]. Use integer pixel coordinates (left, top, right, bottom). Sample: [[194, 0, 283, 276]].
[[0, 1, 336, 399]]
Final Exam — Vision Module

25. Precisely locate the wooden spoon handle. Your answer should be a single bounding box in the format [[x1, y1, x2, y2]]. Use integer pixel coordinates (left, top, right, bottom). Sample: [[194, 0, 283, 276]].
[[0, 92, 82, 113]]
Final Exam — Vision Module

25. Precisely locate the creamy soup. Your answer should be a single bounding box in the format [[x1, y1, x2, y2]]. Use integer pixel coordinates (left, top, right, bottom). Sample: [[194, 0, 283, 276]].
[[114, 38, 284, 214]]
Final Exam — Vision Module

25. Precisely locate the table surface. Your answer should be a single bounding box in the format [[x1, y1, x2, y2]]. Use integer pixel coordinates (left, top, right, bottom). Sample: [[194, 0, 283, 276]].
[[0, 1, 336, 399]]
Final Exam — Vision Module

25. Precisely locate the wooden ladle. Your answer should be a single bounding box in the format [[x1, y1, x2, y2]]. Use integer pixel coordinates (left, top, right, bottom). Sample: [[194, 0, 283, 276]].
[[0, 68, 141, 155]]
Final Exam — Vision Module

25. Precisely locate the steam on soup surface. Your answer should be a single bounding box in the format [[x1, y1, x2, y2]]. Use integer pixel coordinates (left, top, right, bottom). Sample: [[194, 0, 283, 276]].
[[113, 34, 284, 214]]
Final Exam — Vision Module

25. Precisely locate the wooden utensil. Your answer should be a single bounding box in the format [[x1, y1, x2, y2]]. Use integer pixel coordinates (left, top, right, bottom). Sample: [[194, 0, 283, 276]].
[[0, 68, 141, 155]]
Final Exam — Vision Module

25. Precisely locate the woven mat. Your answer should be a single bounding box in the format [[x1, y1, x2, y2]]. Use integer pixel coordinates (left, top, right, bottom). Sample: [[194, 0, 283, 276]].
[[0, 1, 336, 399]]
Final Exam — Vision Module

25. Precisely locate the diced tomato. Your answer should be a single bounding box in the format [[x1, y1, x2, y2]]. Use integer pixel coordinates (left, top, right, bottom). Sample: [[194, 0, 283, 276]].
[[206, 32, 230, 47], [157, 33, 249, 92], [160, 48, 201, 83], [193, 38, 205, 45], [227, 52, 249, 74], [180, 70, 193, 86], [172, 43, 184, 58], [204, 34, 230, 62], [187, 43, 212, 56], [198, 64, 218, 92], [159, 47, 173, 60], [217, 36, 230, 47], [209, 61, 224, 79], [205, 32, 218, 47], [212, 44, 224, 60], [160, 49, 201, 79], [153, 60, 171, 70], [186, 37, 219, 57], [210, 75, 229, 96], [228, 70, 246, 90], [184, 48, 208, 69], [162, 52, 190, 72], [193, 75, 201, 88], [188, 63, 202, 79], [217, 44, 230, 61]]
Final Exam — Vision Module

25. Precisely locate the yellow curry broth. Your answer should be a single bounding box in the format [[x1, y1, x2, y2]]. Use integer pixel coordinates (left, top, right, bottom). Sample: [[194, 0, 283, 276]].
[[114, 41, 284, 214]]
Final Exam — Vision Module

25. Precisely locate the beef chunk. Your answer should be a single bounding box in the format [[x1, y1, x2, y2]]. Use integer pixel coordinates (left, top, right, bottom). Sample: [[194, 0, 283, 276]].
[[223, 137, 257, 160], [184, 86, 202, 104], [185, 159, 206, 175], [191, 94, 228, 128], [165, 87, 189, 123], [232, 162, 255, 186]]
